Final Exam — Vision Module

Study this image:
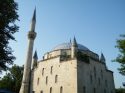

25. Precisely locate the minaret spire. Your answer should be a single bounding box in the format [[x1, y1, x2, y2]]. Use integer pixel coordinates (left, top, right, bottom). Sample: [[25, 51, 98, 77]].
[[32, 50, 38, 69], [100, 53, 106, 63], [34, 50, 38, 58], [32, 7, 36, 22], [30, 7, 36, 32], [70, 38, 71, 43], [73, 36, 78, 47], [71, 36, 78, 58], [20, 7, 37, 93]]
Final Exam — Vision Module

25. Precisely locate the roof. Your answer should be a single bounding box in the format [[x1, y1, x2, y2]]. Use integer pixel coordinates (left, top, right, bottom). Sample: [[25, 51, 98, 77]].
[[52, 43, 89, 51]]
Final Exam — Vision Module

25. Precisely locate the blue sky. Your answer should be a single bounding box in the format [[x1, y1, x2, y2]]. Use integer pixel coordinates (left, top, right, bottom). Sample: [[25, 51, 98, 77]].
[[11, 0, 125, 88]]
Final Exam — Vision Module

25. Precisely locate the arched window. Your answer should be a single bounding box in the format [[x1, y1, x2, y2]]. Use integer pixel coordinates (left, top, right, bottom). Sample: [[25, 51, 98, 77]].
[[94, 67, 96, 79], [111, 90, 113, 93], [83, 86, 86, 93], [98, 78, 100, 85], [101, 70, 103, 78], [94, 88, 96, 93], [104, 89, 106, 93], [51, 66, 53, 74], [105, 80, 108, 87], [60, 86, 63, 93], [50, 87, 52, 93], [90, 74, 92, 84], [55, 75, 58, 83], [37, 78, 39, 85], [42, 68, 44, 76], [46, 76, 48, 85]]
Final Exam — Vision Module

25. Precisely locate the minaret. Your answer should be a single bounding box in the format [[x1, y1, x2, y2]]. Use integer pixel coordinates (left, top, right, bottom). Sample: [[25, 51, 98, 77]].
[[20, 8, 37, 93], [32, 50, 38, 69], [70, 38, 71, 43], [71, 37, 78, 58], [100, 53, 106, 63]]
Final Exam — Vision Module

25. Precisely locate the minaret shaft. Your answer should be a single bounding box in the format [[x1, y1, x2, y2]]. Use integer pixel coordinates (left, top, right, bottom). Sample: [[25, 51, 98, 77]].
[[20, 32, 36, 93], [23, 39, 35, 81], [20, 38, 36, 93]]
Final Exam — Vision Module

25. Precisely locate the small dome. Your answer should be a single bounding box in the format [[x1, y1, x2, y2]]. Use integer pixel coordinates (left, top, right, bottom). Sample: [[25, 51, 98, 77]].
[[52, 43, 89, 51]]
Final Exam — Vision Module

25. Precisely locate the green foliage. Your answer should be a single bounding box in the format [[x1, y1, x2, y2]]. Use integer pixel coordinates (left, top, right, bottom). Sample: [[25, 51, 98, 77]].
[[0, 0, 19, 71], [0, 65, 23, 93], [114, 34, 125, 75], [0, 73, 14, 90], [77, 51, 90, 63], [60, 52, 71, 61], [115, 88, 125, 93]]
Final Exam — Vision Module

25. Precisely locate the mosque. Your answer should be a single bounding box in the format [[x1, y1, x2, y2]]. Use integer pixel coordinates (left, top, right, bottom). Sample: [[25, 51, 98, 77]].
[[19, 9, 115, 93]]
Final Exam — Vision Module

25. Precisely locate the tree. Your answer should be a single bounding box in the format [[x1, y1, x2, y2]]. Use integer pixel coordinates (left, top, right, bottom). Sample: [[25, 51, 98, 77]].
[[114, 34, 125, 75], [0, 65, 23, 93], [0, 73, 14, 90], [0, 0, 19, 71], [115, 88, 125, 93]]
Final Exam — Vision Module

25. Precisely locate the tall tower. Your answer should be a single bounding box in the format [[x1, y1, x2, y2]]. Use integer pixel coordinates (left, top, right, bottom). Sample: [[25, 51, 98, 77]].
[[20, 8, 37, 93], [71, 37, 78, 58], [32, 50, 38, 69], [100, 53, 106, 63]]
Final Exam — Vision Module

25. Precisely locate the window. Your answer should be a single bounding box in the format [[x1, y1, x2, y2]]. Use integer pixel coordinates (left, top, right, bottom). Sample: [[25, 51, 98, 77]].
[[55, 75, 58, 83], [90, 75, 92, 84], [94, 88, 96, 93], [40, 90, 43, 93], [101, 70, 103, 79], [98, 78, 100, 85], [94, 67, 96, 79], [46, 76, 48, 85], [105, 80, 108, 87], [42, 68, 44, 76], [60, 86, 63, 93], [50, 87, 52, 93], [104, 89, 106, 93], [51, 66, 53, 74], [37, 78, 39, 85], [83, 86, 86, 93], [111, 90, 113, 93]]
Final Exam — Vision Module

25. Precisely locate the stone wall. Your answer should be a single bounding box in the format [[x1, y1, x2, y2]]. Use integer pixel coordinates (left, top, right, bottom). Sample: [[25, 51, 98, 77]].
[[77, 58, 115, 93], [32, 57, 77, 93]]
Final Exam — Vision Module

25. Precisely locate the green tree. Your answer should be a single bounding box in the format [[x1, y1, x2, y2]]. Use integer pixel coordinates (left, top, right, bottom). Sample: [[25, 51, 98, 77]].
[[114, 34, 125, 75], [0, 0, 19, 71], [0, 73, 14, 90], [115, 88, 125, 93], [0, 65, 23, 93]]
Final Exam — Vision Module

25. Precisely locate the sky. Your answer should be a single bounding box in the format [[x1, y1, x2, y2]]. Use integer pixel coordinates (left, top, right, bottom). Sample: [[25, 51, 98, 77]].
[[10, 0, 125, 88]]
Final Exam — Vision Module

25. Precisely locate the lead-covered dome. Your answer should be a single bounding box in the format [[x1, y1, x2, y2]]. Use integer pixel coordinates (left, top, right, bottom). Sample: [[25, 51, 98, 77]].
[[52, 43, 89, 51]]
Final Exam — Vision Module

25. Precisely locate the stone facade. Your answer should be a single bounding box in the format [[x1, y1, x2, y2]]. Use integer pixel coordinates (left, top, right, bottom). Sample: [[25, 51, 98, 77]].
[[31, 57, 77, 93]]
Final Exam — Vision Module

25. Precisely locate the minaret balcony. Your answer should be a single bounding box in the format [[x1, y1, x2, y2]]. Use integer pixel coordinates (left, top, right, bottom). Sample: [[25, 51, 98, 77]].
[[28, 31, 36, 40]]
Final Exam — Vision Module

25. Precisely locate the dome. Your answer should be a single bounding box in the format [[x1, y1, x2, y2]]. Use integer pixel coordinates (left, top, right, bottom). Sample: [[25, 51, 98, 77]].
[[52, 43, 89, 51]]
